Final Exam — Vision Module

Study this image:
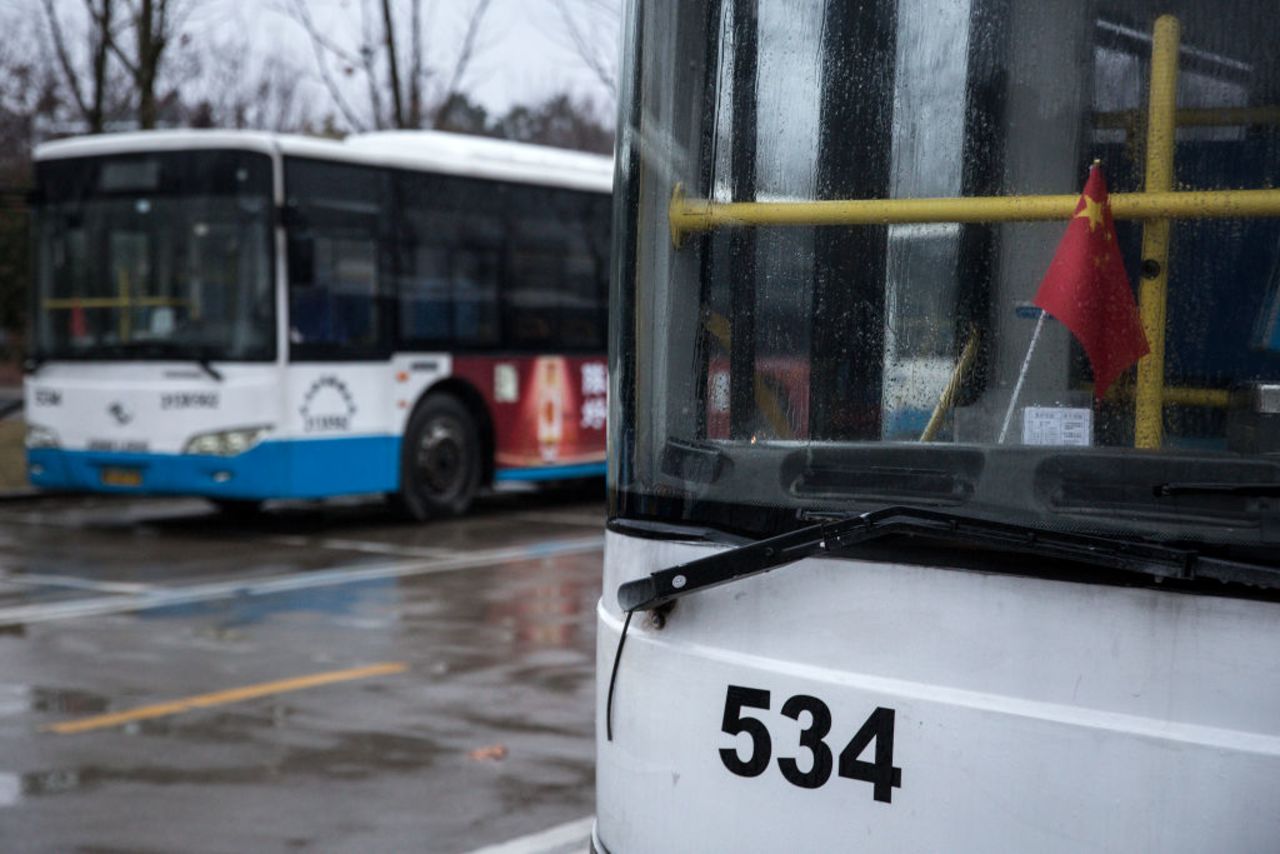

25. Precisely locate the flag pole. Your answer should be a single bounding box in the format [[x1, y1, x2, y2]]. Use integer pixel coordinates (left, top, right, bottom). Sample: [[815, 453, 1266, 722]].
[[997, 309, 1047, 444]]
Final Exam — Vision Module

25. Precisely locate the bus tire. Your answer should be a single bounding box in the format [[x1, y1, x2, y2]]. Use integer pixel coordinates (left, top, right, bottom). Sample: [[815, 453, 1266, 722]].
[[396, 393, 481, 521], [209, 498, 264, 518]]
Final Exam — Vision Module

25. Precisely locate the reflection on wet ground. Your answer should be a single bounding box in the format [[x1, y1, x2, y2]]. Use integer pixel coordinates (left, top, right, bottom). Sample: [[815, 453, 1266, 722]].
[[0, 485, 604, 852]]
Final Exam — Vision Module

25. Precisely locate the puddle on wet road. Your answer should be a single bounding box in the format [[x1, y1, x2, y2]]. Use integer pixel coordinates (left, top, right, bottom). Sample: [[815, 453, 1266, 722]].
[[0, 492, 604, 851]]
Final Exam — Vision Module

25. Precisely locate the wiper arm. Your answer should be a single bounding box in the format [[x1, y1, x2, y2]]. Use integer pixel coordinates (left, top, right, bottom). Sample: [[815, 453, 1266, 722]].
[[616, 506, 1280, 612], [107, 341, 224, 382], [194, 354, 223, 382], [1155, 482, 1280, 498]]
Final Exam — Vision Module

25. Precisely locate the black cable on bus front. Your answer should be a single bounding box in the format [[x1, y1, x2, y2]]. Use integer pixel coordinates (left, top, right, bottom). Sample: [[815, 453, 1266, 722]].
[[604, 609, 633, 742]]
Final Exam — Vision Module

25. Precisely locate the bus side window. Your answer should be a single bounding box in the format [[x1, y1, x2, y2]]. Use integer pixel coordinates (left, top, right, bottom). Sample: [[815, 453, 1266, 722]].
[[505, 185, 605, 351], [284, 159, 391, 359], [507, 243, 563, 348], [560, 194, 608, 350], [396, 173, 502, 350], [452, 247, 500, 346]]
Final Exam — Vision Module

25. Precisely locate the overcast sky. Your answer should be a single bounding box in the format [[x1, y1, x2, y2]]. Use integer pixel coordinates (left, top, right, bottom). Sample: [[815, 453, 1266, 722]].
[[197, 0, 620, 120], [2, 0, 620, 133]]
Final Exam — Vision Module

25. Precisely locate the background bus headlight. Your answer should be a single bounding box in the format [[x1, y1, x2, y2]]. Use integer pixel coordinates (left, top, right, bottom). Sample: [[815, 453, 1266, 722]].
[[25, 424, 60, 449], [184, 427, 270, 456]]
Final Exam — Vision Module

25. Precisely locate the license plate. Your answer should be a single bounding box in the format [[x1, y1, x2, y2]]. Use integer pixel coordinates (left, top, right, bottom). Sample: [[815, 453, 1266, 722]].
[[100, 467, 142, 487]]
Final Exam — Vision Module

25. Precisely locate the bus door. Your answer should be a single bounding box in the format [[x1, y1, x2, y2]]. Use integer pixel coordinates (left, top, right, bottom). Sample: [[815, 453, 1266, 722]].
[[282, 159, 397, 495]]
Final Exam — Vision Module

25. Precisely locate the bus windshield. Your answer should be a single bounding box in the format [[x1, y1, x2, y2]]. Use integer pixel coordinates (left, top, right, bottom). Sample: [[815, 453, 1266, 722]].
[[611, 0, 1280, 547], [33, 150, 275, 362]]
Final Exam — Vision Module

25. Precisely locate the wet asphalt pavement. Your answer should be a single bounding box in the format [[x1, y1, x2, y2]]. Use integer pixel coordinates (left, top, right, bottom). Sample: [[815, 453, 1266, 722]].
[[0, 485, 605, 853]]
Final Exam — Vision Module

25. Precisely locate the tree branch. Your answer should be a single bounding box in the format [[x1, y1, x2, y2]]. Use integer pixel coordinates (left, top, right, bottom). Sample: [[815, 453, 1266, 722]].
[[282, 0, 367, 131], [408, 0, 423, 127], [40, 0, 91, 121], [552, 0, 617, 96], [380, 0, 405, 127], [433, 0, 492, 126], [107, 0, 141, 76], [359, 0, 386, 129]]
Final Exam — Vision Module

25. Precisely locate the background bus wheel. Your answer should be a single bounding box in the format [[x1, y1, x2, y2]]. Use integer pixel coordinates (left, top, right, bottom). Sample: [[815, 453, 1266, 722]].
[[396, 394, 480, 521], [208, 498, 264, 518]]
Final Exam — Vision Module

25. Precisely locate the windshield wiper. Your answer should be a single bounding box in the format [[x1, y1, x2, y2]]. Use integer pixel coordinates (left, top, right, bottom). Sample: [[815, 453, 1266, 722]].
[[616, 506, 1280, 612], [101, 341, 224, 382], [194, 354, 224, 382], [1155, 482, 1280, 498]]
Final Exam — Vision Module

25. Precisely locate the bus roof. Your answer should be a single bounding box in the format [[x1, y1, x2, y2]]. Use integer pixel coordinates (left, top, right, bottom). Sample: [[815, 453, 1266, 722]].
[[34, 129, 615, 194]]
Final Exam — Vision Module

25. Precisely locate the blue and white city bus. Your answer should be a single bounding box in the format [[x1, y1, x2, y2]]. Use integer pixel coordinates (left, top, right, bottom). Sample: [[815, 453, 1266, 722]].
[[25, 130, 612, 517], [597, 1, 1280, 851]]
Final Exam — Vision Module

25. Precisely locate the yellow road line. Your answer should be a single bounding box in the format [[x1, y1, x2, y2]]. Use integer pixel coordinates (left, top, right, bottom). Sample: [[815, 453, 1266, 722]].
[[43, 662, 409, 735]]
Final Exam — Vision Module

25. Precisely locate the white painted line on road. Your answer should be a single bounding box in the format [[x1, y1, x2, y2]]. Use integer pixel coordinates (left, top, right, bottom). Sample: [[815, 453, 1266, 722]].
[[509, 512, 604, 528], [465, 816, 595, 854], [0, 535, 604, 627], [0, 572, 155, 596], [268, 535, 462, 559]]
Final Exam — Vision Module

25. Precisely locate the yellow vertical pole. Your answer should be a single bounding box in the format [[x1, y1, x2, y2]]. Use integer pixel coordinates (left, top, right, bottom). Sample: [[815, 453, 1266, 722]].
[[118, 268, 131, 343], [1134, 15, 1180, 449]]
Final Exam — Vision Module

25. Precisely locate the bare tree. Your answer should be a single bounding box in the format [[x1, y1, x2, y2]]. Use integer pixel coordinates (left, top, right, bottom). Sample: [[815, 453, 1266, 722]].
[[549, 0, 620, 98], [433, 0, 491, 126], [280, 0, 494, 132], [279, 0, 366, 130], [185, 36, 313, 133], [0, 12, 65, 343], [39, 0, 119, 133], [495, 91, 613, 154], [106, 0, 193, 130]]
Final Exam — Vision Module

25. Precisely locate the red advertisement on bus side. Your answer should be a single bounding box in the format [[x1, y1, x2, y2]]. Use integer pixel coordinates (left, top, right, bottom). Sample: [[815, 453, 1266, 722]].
[[452, 355, 608, 471]]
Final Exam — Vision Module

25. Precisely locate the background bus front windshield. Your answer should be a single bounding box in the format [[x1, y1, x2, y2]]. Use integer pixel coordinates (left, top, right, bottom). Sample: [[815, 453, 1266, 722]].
[[33, 150, 275, 362], [612, 0, 1280, 547]]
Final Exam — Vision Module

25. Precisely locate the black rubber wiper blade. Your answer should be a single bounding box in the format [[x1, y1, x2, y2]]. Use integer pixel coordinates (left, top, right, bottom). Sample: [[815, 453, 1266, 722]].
[[1155, 482, 1280, 497], [194, 353, 224, 382], [110, 341, 224, 381], [616, 505, 1280, 611]]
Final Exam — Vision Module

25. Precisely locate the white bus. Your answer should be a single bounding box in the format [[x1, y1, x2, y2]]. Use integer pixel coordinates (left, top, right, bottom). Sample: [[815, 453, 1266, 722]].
[[25, 129, 612, 517], [597, 1, 1280, 851]]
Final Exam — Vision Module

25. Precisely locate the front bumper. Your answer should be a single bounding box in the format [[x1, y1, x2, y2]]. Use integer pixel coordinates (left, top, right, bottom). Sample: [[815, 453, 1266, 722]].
[[27, 436, 400, 500]]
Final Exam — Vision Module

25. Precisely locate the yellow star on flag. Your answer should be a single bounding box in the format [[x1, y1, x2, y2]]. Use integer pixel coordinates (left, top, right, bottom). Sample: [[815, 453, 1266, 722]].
[[1075, 194, 1105, 232]]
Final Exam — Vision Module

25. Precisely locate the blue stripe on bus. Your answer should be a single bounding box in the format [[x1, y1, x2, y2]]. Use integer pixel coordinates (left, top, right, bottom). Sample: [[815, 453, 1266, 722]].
[[28, 436, 400, 500], [28, 440, 606, 497], [494, 461, 606, 482]]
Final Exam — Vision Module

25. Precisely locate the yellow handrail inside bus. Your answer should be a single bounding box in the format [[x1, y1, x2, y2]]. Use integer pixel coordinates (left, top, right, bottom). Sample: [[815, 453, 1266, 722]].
[[1095, 384, 1231, 409], [669, 185, 1280, 246], [42, 297, 188, 309], [669, 13, 1280, 450], [1133, 14, 1180, 448], [1094, 105, 1280, 130], [704, 311, 794, 439], [920, 327, 979, 442]]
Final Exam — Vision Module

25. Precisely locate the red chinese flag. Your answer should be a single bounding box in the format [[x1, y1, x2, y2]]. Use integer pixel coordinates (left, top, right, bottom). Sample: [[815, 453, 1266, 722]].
[[1033, 164, 1149, 398]]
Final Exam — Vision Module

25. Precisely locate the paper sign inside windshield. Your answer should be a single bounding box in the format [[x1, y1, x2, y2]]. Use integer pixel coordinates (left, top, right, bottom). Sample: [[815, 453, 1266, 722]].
[[1022, 407, 1092, 447]]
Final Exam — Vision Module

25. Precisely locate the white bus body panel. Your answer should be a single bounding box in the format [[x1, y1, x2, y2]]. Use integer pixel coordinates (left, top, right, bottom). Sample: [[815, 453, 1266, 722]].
[[25, 355, 452, 498], [596, 531, 1280, 853], [26, 362, 281, 454]]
